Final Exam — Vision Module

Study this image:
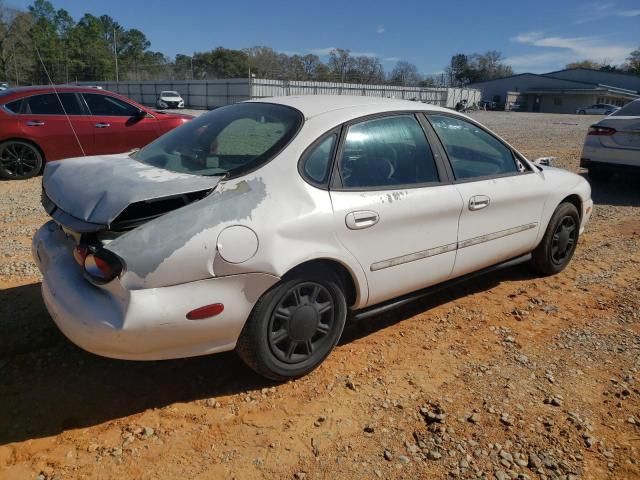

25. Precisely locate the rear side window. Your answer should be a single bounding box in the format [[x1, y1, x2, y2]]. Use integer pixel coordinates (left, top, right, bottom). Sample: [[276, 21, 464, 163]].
[[611, 101, 640, 117], [83, 93, 138, 116], [22, 93, 83, 115], [134, 103, 303, 177], [4, 99, 22, 113], [429, 115, 518, 180], [301, 134, 337, 185], [339, 115, 440, 188]]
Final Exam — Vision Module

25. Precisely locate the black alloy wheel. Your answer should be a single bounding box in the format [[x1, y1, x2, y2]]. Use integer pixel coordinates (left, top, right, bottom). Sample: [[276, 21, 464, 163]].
[[0, 141, 43, 180]]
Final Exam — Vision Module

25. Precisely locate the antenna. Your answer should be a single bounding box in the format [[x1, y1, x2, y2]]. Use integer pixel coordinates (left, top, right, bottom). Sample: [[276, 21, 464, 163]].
[[35, 46, 86, 157]]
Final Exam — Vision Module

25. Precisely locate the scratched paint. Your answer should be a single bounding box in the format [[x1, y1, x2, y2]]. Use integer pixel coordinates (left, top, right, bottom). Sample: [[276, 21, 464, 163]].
[[108, 177, 267, 281]]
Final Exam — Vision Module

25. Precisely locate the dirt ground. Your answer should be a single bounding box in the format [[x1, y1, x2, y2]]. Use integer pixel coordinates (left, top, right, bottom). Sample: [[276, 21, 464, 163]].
[[1, 111, 639, 480]]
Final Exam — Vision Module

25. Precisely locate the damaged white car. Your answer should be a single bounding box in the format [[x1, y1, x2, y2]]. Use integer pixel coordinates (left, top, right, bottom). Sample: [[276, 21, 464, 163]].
[[33, 96, 593, 380]]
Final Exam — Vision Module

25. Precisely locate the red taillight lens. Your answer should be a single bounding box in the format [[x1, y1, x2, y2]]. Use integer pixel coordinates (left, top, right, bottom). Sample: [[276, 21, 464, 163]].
[[84, 250, 123, 283], [587, 126, 616, 136], [186, 303, 224, 320]]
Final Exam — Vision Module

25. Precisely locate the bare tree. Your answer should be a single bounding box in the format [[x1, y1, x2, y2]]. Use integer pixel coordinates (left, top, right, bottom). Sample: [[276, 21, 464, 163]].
[[388, 60, 421, 86], [328, 48, 355, 82]]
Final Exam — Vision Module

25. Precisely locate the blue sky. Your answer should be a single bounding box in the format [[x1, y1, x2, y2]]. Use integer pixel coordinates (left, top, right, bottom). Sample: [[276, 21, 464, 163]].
[[10, 0, 640, 75]]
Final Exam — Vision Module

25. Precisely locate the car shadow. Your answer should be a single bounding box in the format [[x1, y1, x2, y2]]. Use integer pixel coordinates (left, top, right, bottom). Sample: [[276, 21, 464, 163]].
[[0, 265, 536, 445], [581, 172, 640, 208]]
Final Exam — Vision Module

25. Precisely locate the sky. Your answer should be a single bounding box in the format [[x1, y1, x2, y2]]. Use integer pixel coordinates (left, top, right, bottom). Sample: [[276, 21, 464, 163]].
[[9, 0, 640, 75]]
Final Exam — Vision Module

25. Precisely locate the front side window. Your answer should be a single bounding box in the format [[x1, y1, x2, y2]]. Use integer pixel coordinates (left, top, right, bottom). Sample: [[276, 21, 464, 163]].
[[134, 102, 303, 176], [428, 115, 518, 180], [83, 93, 139, 116], [339, 115, 439, 188], [21, 93, 83, 115]]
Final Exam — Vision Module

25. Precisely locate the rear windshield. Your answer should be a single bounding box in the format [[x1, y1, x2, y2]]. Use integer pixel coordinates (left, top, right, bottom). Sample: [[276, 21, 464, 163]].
[[611, 101, 640, 117], [133, 103, 303, 176]]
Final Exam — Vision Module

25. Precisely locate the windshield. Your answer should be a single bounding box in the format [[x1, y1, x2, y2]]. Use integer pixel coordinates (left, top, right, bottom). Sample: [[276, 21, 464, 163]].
[[611, 101, 640, 117], [161, 91, 180, 97], [133, 102, 303, 176]]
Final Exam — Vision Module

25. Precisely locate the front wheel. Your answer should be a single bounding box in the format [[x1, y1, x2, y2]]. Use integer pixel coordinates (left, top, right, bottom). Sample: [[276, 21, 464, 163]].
[[236, 269, 347, 381], [0, 140, 43, 180], [530, 202, 580, 275]]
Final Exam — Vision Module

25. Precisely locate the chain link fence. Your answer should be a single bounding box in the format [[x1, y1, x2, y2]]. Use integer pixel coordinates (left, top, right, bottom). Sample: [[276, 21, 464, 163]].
[[79, 78, 481, 110]]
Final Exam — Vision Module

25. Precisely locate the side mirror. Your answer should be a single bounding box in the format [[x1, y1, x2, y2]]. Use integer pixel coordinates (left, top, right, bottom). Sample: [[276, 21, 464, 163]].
[[134, 108, 147, 118], [533, 156, 556, 167]]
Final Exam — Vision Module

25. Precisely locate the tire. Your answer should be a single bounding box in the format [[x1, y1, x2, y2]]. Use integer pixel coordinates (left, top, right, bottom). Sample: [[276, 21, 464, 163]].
[[578, 110, 586, 115], [0, 140, 43, 180], [588, 167, 612, 182], [236, 268, 347, 381], [530, 202, 580, 275]]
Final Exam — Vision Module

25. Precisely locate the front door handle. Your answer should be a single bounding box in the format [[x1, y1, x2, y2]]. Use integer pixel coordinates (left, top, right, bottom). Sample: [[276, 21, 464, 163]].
[[95, 122, 111, 128], [346, 210, 379, 230], [469, 195, 490, 211], [26, 120, 45, 127]]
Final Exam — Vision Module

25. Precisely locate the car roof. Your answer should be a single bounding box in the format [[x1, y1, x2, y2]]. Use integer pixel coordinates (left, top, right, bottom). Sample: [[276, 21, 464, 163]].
[[248, 95, 452, 119]]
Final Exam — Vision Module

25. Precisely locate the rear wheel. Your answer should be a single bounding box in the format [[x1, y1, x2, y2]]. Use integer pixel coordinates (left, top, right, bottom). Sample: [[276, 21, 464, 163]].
[[0, 140, 43, 180], [236, 268, 347, 381], [530, 202, 580, 275], [578, 110, 586, 114]]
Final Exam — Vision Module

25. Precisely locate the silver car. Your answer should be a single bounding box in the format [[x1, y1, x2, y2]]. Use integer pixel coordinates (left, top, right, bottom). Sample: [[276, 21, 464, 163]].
[[33, 96, 593, 380], [576, 103, 620, 115], [580, 99, 640, 180]]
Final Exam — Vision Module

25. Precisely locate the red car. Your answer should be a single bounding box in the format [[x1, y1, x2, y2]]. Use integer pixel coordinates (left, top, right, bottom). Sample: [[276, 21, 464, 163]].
[[0, 86, 193, 179]]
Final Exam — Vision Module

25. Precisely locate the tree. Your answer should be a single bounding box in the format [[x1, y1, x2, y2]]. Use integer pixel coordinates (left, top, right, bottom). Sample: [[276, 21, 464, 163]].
[[445, 50, 513, 85], [193, 47, 248, 79], [565, 59, 606, 70], [388, 60, 421, 86], [328, 48, 355, 82], [0, 3, 34, 85], [447, 53, 470, 85], [352, 55, 384, 84], [624, 48, 640, 74]]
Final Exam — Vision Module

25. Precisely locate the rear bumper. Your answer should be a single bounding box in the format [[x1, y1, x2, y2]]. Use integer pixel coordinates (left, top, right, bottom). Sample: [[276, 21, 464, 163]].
[[580, 157, 640, 172], [32, 221, 279, 360]]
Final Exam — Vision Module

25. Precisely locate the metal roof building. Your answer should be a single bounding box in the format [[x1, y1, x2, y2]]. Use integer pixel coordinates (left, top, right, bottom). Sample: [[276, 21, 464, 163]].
[[468, 68, 640, 113]]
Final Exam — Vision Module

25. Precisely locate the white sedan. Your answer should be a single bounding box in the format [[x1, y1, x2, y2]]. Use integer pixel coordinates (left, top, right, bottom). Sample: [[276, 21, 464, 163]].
[[33, 96, 593, 380], [580, 99, 640, 180], [156, 90, 185, 109]]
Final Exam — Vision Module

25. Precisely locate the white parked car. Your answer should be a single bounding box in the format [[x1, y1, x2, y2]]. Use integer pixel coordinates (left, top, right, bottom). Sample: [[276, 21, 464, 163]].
[[580, 99, 640, 180], [33, 96, 593, 380], [157, 90, 185, 109], [576, 103, 620, 115]]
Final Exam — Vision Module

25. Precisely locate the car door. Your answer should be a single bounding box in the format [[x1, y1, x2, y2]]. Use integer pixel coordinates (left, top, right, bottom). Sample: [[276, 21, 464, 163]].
[[426, 113, 546, 278], [16, 92, 94, 159], [81, 92, 160, 155], [328, 113, 463, 307]]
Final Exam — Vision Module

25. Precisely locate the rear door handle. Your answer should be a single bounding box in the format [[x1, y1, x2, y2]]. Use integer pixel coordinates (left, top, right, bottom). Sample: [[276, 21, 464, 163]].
[[346, 210, 379, 230], [95, 122, 111, 128], [26, 120, 45, 126], [469, 195, 490, 211]]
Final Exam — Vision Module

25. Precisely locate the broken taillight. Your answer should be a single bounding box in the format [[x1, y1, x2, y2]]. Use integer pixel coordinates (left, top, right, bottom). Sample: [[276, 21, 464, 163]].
[[73, 245, 89, 266], [84, 249, 123, 284], [587, 126, 616, 136]]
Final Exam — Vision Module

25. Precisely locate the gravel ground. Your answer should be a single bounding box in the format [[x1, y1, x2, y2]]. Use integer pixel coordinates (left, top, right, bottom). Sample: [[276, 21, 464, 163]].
[[0, 111, 639, 480]]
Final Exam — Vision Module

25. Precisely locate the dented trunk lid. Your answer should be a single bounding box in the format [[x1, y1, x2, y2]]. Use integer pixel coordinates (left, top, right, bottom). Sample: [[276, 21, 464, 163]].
[[42, 154, 220, 232]]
